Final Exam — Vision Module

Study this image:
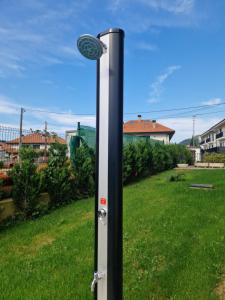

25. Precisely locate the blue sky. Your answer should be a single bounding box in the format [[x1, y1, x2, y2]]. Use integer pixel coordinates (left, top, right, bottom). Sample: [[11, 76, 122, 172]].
[[0, 0, 225, 141]]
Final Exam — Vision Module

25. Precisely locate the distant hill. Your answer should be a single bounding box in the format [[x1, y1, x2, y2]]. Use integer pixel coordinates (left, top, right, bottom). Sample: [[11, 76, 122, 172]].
[[179, 135, 200, 146]]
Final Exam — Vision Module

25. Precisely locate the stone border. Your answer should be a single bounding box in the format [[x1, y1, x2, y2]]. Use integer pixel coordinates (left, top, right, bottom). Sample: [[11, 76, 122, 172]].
[[195, 162, 225, 168]]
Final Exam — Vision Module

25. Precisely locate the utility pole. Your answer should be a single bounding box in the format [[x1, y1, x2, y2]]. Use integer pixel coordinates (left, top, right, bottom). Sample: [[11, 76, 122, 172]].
[[19, 107, 25, 150], [192, 115, 196, 147], [44, 121, 48, 157]]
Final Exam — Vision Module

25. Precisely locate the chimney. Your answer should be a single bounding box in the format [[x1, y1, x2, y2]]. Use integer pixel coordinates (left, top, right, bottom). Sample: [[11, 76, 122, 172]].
[[137, 114, 142, 121], [152, 119, 156, 128]]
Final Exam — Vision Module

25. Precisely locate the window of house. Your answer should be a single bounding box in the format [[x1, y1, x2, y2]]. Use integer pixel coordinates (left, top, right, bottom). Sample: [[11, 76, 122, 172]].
[[33, 145, 40, 149]]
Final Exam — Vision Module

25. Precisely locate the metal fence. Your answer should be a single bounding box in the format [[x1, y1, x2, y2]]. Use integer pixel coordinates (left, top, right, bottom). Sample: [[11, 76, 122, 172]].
[[1, 122, 162, 171], [0, 125, 66, 170]]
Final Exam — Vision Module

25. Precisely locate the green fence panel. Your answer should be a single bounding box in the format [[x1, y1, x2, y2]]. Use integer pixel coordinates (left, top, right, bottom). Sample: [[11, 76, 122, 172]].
[[74, 125, 162, 149]]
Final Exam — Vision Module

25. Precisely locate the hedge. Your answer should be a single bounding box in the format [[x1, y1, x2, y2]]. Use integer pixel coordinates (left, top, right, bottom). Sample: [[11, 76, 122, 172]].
[[1, 141, 192, 223], [203, 153, 225, 163], [123, 141, 192, 184]]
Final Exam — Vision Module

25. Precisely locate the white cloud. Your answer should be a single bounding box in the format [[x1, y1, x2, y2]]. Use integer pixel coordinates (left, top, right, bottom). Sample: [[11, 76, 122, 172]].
[[148, 65, 181, 103], [0, 95, 20, 114], [139, 0, 195, 14], [161, 116, 221, 142], [108, 0, 201, 33], [110, 0, 195, 14], [201, 98, 223, 106], [41, 79, 54, 85], [0, 1, 90, 77], [137, 42, 158, 51], [31, 110, 96, 128], [0, 95, 96, 132]]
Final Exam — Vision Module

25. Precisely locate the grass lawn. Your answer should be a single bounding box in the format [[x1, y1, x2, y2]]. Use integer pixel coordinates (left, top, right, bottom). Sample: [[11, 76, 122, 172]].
[[1, 169, 225, 300]]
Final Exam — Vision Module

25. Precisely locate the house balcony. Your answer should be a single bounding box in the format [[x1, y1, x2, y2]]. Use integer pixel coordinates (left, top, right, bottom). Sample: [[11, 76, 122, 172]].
[[203, 147, 225, 153], [200, 140, 205, 145], [216, 132, 224, 139]]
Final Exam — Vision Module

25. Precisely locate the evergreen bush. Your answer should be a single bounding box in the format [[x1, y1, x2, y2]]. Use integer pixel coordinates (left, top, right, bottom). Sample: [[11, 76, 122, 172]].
[[9, 147, 42, 218], [72, 145, 95, 197], [44, 143, 74, 207]]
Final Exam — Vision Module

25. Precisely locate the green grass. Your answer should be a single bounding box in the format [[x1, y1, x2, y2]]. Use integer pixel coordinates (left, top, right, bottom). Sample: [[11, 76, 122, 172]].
[[1, 169, 225, 300]]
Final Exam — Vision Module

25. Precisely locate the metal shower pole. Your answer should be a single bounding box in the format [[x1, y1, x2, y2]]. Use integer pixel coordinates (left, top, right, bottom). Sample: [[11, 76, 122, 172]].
[[94, 28, 124, 300], [77, 27, 124, 300]]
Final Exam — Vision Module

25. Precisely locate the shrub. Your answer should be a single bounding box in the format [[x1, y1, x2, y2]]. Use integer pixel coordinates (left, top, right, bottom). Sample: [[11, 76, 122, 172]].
[[72, 145, 95, 197], [152, 143, 172, 172], [45, 143, 74, 207], [123, 140, 154, 183], [135, 140, 153, 176], [123, 141, 192, 184], [167, 144, 193, 165], [0, 161, 3, 169], [203, 153, 225, 163], [9, 147, 42, 218], [123, 142, 138, 183], [169, 173, 185, 182]]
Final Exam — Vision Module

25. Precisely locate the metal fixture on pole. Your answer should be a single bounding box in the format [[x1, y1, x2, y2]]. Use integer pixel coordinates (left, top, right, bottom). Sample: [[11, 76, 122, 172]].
[[77, 28, 124, 300]]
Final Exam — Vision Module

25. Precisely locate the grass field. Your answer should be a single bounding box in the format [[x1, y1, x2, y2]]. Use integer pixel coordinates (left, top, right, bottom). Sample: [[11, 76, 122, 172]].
[[1, 169, 225, 300]]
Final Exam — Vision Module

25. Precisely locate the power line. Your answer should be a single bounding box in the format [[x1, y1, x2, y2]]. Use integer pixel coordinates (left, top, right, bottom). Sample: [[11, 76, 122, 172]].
[[25, 108, 96, 116], [3, 102, 224, 123], [39, 108, 225, 126], [149, 108, 225, 120], [23, 102, 225, 116], [23, 105, 225, 125], [124, 102, 225, 115]]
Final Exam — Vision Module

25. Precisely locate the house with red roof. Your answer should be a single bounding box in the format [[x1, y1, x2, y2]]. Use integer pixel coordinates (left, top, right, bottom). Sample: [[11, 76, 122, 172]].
[[7, 132, 66, 151], [123, 115, 175, 144]]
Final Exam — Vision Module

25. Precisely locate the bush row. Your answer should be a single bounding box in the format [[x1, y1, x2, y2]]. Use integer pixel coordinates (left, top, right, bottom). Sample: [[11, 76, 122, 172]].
[[123, 141, 192, 183], [2, 141, 192, 221], [203, 153, 225, 163]]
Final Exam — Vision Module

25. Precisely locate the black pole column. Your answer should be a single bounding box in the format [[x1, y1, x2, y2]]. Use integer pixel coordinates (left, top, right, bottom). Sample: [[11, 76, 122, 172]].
[[95, 28, 124, 300], [107, 30, 124, 300]]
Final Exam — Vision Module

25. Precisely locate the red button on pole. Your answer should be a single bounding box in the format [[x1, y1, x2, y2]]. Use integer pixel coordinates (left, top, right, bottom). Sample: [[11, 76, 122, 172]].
[[100, 197, 107, 205]]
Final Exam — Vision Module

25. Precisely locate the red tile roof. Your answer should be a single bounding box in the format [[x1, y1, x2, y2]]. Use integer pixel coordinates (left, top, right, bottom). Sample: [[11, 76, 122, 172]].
[[123, 119, 175, 135], [0, 142, 18, 154], [8, 133, 66, 145]]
